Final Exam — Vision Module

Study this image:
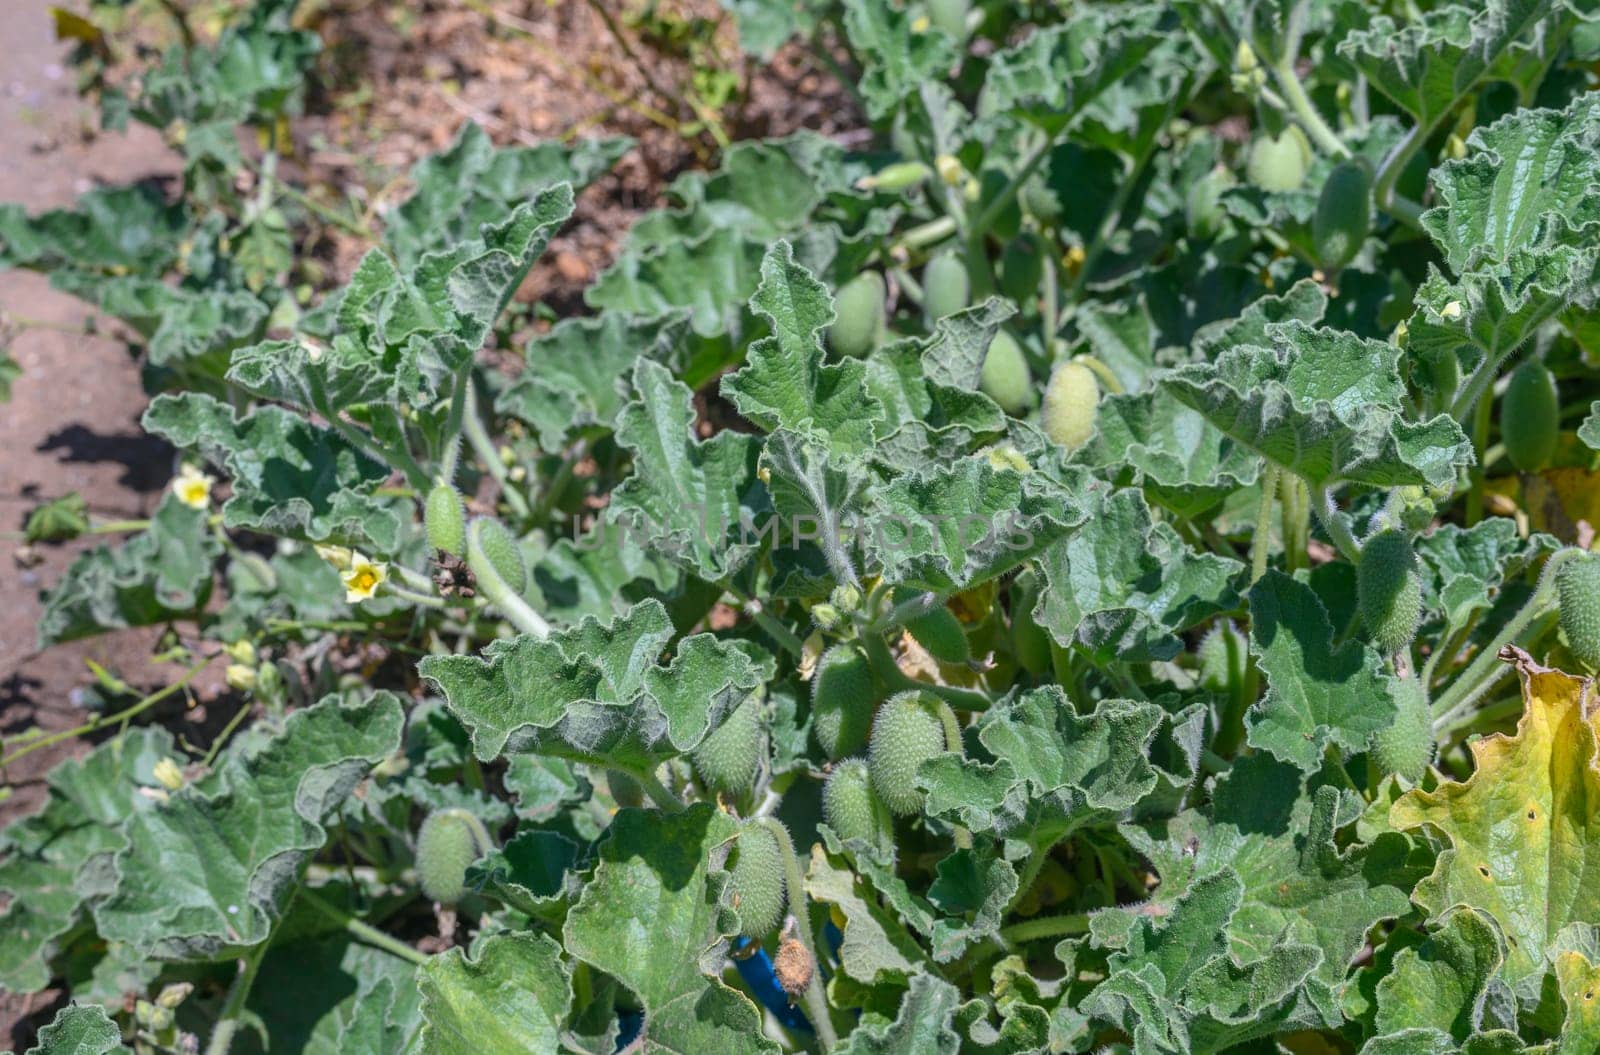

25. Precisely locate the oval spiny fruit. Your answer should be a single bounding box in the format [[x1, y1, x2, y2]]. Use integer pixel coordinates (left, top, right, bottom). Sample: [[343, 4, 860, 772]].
[[980, 330, 1033, 415], [1196, 621, 1245, 694], [774, 928, 815, 1002], [811, 645, 876, 759], [894, 588, 970, 664], [1312, 160, 1372, 271], [998, 234, 1045, 306], [822, 760, 890, 847], [1369, 677, 1433, 783], [468, 516, 528, 595], [416, 808, 493, 905], [922, 250, 970, 324], [425, 482, 466, 557], [1246, 126, 1312, 192], [1358, 530, 1423, 656], [607, 769, 644, 809], [829, 272, 887, 358], [1020, 175, 1062, 225], [1557, 552, 1600, 669], [728, 823, 785, 937], [1041, 361, 1099, 452], [692, 696, 762, 795], [1501, 360, 1560, 473], [869, 692, 946, 816], [927, 0, 970, 40]]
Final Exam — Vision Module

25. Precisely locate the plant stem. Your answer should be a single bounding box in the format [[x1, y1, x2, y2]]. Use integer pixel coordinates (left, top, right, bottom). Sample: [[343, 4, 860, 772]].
[[861, 633, 993, 712], [890, 215, 959, 256], [385, 581, 446, 610], [1311, 483, 1362, 564], [1271, 62, 1350, 160], [1071, 354, 1125, 395], [302, 889, 429, 966], [1250, 464, 1281, 583], [1465, 384, 1493, 526], [462, 386, 532, 521], [723, 584, 805, 657], [1, 656, 213, 767], [632, 767, 687, 813], [933, 702, 972, 850], [437, 364, 472, 486], [1428, 549, 1578, 722], [205, 938, 270, 1055], [465, 521, 550, 639], [757, 819, 838, 1052], [1372, 122, 1427, 230], [999, 913, 1089, 944]]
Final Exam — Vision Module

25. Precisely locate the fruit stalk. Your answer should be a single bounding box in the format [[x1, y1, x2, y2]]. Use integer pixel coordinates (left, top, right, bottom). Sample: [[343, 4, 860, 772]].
[[756, 818, 838, 1051]]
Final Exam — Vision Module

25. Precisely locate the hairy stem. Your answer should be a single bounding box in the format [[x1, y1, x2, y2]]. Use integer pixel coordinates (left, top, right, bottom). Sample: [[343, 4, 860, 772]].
[[462, 385, 532, 521], [1311, 484, 1363, 564], [999, 912, 1089, 945], [205, 937, 270, 1055], [302, 889, 428, 966], [1251, 463, 1281, 583], [757, 818, 838, 1052]]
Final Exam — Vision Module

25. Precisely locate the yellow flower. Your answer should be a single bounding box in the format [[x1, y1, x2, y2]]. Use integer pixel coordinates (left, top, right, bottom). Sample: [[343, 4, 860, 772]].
[[341, 552, 388, 603], [171, 464, 214, 510], [225, 663, 258, 692], [153, 757, 184, 791]]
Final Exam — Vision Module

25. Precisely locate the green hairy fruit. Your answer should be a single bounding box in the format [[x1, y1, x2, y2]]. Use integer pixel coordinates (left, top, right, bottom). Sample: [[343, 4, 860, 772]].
[[416, 808, 493, 905], [1041, 361, 1099, 452], [1185, 165, 1234, 239], [693, 696, 762, 795], [607, 769, 645, 809], [467, 516, 528, 595], [1009, 570, 1051, 676], [1196, 621, 1246, 694], [922, 249, 970, 323], [822, 759, 890, 847], [811, 645, 876, 759], [728, 823, 785, 937], [926, 0, 971, 40], [829, 271, 887, 358], [424, 482, 466, 557], [1358, 530, 1424, 656], [894, 588, 970, 664], [1501, 360, 1560, 472], [1020, 175, 1062, 225], [1246, 126, 1311, 192], [1312, 161, 1371, 271], [1557, 552, 1600, 669], [980, 330, 1033, 415], [1369, 678, 1433, 783], [998, 233, 1045, 306], [869, 692, 945, 816]]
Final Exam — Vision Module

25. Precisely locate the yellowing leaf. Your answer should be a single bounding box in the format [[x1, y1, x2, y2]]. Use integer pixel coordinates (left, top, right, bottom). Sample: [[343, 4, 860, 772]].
[[1555, 947, 1600, 1054], [1391, 656, 1600, 988]]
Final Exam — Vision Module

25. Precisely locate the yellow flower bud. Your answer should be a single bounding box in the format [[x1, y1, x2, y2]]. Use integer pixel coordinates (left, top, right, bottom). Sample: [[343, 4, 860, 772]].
[[153, 757, 184, 791], [225, 663, 258, 693]]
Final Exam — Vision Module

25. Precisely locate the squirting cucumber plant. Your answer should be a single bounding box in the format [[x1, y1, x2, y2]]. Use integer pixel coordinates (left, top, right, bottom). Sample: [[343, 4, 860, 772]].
[[4, 0, 1600, 1053]]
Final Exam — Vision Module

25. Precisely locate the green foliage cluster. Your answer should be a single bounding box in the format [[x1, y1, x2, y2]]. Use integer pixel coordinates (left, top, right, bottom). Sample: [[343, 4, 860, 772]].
[[5, 0, 1600, 1053]]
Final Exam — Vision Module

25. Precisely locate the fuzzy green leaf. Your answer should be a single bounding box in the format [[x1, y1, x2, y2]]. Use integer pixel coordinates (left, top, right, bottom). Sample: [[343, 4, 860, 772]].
[[418, 933, 571, 1055], [842, 0, 959, 120], [418, 599, 771, 768], [14, 1006, 129, 1055], [564, 804, 778, 1054], [1164, 322, 1472, 489], [91, 693, 404, 959], [838, 972, 963, 1055], [1372, 908, 1506, 1043]]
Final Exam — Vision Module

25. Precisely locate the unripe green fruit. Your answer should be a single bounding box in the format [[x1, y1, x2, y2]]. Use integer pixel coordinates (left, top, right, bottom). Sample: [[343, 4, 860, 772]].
[[728, 823, 785, 937], [693, 696, 762, 795], [1557, 553, 1600, 669], [1312, 161, 1372, 271], [416, 808, 493, 904], [1358, 530, 1424, 656], [822, 759, 890, 847], [425, 482, 467, 557], [608, 769, 644, 808], [468, 516, 527, 595], [868, 692, 945, 816], [980, 330, 1033, 415], [1009, 570, 1051, 676], [1185, 166, 1235, 240], [1501, 361, 1560, 473], [894, 588, 970, 664], [1369, 678, 1433, 783], [1041, 361, 1099, 452], [922, 250, 970, 324], [829, 272, 887, 358], [998, 234, 1045, 306], [812, 645, 876, 759], [859, 160, 933, 192], [1246, 126, 1312, 192], [1020, 176, 1062, 226], [927, 0, 970, 40], [1196, 621, 1245, 694]]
